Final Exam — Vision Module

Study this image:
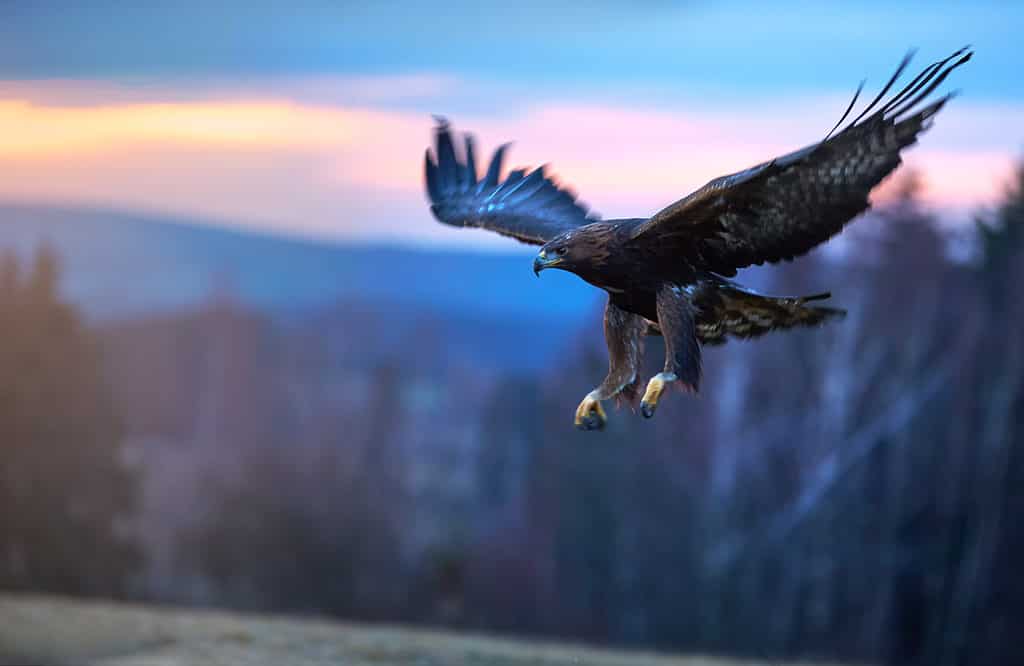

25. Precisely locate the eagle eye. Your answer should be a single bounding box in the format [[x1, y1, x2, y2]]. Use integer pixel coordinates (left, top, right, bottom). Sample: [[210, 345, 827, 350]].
[[556, 246, 568, 256]]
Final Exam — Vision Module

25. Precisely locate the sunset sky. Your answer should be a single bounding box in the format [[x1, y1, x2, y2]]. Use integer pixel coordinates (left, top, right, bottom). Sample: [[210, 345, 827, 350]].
[[1, 1, 1022, 249]]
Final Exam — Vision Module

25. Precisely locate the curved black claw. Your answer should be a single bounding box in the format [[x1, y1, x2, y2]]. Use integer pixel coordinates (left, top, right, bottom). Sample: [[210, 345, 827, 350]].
[[640, 402, 656, 419], [574, 395, 607, 431], [577, 413, 606, 431]]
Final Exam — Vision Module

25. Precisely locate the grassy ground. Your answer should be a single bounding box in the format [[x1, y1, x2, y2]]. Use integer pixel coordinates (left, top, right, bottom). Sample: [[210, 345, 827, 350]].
[[0, 594, 836, 666]]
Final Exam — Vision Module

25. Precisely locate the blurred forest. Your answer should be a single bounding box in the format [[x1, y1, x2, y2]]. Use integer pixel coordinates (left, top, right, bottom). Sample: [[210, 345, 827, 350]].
[[0, 246, 140, 596], [1, 167, 1022, 666]]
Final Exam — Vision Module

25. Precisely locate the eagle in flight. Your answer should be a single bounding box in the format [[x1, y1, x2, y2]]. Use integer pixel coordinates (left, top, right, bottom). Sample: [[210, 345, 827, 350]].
[[424, 48, 971, 430]]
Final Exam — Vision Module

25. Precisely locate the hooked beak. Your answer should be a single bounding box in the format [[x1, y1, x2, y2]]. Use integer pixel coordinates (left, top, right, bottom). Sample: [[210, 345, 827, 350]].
[[533, 250, 562, 276]]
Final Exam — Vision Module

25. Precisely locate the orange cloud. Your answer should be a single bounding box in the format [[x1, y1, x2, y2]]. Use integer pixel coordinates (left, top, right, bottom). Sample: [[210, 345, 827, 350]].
[[0, 99, 393, 158]]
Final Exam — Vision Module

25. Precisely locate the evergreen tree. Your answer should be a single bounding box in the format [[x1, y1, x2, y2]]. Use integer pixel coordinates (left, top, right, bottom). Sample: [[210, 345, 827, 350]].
[[0, 244, 140, 596]]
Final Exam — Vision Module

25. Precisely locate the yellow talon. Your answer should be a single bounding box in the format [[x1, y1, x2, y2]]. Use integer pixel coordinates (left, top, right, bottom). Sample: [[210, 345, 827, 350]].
[[641, 373, 675, 418], [574, 394, 607, 431], [642, 376, 665, 406]]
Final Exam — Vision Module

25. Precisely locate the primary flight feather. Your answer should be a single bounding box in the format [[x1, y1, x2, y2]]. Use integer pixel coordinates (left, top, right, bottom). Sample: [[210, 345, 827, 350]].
[[424, 48, 972, 430]]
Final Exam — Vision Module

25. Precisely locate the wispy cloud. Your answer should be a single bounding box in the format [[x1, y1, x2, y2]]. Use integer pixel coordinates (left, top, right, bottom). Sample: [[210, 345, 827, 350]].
[[0, 99, 361, 156]]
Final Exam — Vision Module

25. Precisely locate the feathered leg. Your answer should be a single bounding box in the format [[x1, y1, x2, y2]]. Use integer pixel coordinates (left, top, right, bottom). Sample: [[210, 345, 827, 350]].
[[641, 284, 701, 419], [575, 298, 647, 431]]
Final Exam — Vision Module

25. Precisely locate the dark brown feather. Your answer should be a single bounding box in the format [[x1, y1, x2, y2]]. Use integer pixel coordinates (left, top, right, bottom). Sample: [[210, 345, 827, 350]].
[[628, 48, 972, 277], [425, 119, 596, 245]]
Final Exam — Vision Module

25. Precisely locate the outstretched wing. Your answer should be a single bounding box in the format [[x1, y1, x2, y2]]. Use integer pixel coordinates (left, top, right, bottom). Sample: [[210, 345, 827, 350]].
[[425, 120, 596, 245], [630, 48, 972, 276]]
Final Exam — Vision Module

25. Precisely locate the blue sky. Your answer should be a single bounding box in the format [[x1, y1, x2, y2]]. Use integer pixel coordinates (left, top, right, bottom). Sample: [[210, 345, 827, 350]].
[[3, 2, 1020, 96], [0, 1, 1020, 247]]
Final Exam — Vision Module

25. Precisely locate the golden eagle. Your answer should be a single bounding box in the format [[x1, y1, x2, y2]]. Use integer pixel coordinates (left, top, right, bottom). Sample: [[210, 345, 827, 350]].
[[424, 48, 971, 430]]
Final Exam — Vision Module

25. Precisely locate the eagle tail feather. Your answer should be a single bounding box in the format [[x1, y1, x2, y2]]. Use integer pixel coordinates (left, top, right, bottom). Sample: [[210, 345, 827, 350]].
[[697, 285, 845, 345], [796, 291, 833, 303]]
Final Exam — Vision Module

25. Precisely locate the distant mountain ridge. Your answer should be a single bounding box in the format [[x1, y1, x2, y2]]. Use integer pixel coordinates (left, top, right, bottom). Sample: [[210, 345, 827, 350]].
[[0, 203, 604, 371], [0, 203, 600, 321]]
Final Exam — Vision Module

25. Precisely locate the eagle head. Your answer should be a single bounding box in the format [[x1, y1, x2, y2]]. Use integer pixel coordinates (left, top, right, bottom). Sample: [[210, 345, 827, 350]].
[[533, 225, 611, 277]]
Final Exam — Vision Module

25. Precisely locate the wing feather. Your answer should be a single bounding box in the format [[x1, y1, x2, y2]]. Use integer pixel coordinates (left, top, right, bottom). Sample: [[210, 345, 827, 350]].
[[630, 48, 972, 276], [425, 120, 595, 245]]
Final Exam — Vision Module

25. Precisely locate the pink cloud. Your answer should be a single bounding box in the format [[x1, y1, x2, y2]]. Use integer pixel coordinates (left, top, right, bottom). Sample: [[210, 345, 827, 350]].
[[0, 78, 1018, 247]]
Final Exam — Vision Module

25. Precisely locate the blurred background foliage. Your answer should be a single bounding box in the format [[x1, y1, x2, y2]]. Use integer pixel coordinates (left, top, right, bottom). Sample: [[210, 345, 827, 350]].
[[1, 166, 1022, 666]]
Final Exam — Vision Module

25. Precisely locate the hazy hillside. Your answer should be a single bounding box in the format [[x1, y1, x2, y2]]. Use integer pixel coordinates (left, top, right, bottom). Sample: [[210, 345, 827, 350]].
[[0, 203, 602, 370], [0, 203, 599, 321]]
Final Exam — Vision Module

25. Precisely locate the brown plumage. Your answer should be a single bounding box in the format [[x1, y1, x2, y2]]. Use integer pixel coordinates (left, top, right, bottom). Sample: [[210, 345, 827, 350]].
[[424, 48, 971, 430]]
